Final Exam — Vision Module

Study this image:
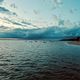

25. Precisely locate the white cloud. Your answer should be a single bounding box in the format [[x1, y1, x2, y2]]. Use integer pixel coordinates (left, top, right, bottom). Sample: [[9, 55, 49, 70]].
[[51, 0, 63, 8]]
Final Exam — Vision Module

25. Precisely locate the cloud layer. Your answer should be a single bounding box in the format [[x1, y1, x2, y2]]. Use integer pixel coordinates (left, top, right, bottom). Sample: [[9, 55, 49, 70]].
[[0, 0, 4, 3], [0, 0, 80, 39], [0, 26, 80, 39]]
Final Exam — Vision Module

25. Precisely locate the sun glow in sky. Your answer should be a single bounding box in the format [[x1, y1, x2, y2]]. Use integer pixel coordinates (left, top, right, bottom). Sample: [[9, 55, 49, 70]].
[[0, 0, 80, 39]]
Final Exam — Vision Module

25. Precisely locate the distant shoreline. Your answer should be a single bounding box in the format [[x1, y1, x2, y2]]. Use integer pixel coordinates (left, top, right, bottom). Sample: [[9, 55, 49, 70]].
[[0, 38, 80, 46], [67, 41, 80, 45], [0, 38, 80, 42], [0, 38, 59, 41], [0, 38, 21, 40]]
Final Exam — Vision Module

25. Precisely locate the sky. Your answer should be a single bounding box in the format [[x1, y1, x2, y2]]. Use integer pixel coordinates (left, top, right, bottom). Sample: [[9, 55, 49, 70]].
[[0, 0, 80, 39]]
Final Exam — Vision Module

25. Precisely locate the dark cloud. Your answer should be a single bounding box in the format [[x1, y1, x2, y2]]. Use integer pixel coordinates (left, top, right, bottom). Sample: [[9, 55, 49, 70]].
[[63, 27, 80, 37], [0, 26, 80, 39], [21, 21, 37, 27], [4, 18, 25, 26], [0, 0, 4, 3], [33, 10, 39, 15], [0, 27, 60, 39], [0, 22, 80, 39], [10, 3, 17, 8], [0, 6, 17, 15], [59, 19, 64, 26], [4, 18, 36, 28], [0, 25, 9, 29], [0, 7, 10, 12]]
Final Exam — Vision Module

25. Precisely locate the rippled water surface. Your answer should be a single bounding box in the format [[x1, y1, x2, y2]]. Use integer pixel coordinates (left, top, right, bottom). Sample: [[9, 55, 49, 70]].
[[0, 40, 80, 80]]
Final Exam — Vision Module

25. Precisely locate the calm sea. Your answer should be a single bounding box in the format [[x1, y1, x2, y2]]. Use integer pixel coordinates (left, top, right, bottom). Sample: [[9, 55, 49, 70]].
[[0, 40, 80, 80]]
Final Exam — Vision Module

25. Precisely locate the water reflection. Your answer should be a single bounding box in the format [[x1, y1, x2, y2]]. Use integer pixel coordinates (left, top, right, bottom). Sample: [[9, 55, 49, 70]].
[[0, 40, 80, 80]]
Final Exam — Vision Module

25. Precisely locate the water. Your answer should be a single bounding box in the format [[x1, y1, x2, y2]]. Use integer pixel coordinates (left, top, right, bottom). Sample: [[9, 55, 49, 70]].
[[0, 40, 80, 80]]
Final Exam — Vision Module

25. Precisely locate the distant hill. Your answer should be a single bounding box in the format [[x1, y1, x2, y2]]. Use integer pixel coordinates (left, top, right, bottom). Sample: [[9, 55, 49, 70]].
[[61, 37, 80, 41]]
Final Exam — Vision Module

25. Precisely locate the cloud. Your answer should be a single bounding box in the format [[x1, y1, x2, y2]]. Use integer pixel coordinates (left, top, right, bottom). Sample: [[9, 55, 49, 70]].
[[53, 0, 63, 5], [0, 0, 4, 3], [0, 0, 79, 39], [0, 16, 38, 31], [0, 6, 10, 12], [0, 6, 17, 15], [0, 25, 8, 29], [3, 17, 37, 29], [0, 26, 80, 39], [63, 27, 80, 37], [0, 27, 74, 39], [21, 21, 37, 27], [51, 0, 63, 9], [0, 27, 60, 39], [10, 3, 17, 9], [4, 18, 25, 26]]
